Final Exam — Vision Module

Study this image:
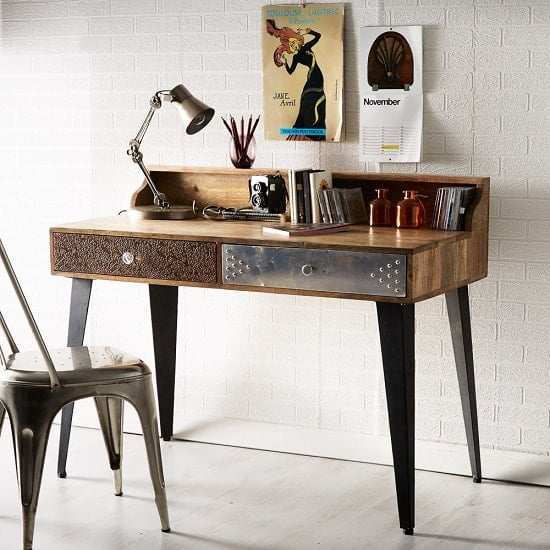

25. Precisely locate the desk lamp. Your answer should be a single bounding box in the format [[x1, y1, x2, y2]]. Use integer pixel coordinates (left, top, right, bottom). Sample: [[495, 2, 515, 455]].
[[127, 84, 215, 220]]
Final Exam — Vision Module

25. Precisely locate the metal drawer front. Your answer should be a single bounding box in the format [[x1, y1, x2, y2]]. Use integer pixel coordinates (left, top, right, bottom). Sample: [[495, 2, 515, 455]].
[[222, 244, 407, 297]]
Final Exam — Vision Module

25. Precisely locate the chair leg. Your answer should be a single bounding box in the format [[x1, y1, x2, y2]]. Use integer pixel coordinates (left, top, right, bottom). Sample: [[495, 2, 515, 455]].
[[134, 380, 171, 532], [57, 403, 74, 478], [0, 403, 5, 435], [10, 409, 54, 550], [94, 396, 124, 496]]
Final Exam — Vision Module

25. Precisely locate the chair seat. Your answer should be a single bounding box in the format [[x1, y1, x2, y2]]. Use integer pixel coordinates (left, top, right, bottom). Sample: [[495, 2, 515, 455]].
[[2, 346, 150, 387]]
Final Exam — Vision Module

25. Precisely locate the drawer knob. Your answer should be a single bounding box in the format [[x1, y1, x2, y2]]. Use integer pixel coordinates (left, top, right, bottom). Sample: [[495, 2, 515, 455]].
[[301, 264, 314, 277], [121, 251, 135, 265]]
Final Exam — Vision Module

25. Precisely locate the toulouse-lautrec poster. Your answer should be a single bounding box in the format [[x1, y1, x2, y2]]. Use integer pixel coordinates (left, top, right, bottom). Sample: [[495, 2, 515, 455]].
[[359, 26, 423, 162], [261, 3, 344, 142]]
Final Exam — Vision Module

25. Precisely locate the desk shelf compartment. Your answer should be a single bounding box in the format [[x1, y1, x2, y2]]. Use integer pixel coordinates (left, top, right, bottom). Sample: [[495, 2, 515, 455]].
[[51, 232, 217, 284], [222, 244, 407, 297]]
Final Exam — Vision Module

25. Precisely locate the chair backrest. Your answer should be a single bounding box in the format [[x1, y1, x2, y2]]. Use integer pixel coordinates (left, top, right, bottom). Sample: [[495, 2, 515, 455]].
[[0, 309, 19, 354], [0, 239, 61, 388]]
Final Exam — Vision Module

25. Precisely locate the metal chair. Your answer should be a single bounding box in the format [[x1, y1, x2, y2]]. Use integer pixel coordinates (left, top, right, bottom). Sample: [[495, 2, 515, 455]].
[[0, 239, 170, 550]]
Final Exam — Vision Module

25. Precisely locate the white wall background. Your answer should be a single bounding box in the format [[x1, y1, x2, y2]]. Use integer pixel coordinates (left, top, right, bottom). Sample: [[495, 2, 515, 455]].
[[1, 0, 549, 468]]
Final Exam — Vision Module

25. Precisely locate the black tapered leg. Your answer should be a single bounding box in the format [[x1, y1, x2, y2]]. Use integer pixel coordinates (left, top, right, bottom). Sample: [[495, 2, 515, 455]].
[[377, 301, 415, 535], [445, 286, 482, 483], [149, 284, 178, 441], [57, 278, 93, 477]]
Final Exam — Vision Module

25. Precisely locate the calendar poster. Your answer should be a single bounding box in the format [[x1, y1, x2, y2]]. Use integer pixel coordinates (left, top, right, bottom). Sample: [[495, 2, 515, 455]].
[[359, 26, 423, 162]]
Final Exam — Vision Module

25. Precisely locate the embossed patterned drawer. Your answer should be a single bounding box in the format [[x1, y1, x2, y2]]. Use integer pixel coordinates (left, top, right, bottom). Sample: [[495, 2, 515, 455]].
[[52, 232, 217, 283], [222, 244, 407, 297]]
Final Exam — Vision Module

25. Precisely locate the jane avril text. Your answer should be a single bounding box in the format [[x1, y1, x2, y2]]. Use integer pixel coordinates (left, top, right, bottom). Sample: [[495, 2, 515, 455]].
[[273, 92, 296, 106]]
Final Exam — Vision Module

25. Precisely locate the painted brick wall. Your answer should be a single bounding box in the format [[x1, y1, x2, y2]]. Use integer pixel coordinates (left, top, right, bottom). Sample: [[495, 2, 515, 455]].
[[1, 0, 549, 456]]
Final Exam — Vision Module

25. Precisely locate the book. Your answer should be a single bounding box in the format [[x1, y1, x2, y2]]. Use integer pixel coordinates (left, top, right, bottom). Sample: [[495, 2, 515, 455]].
[[333, 189, 346, 223], [319, 188, 334, 223], [325, 188, 339, 223], [338, 187, 368, 224], [309, 170, 333, 223], [432, 186, 477, 230], [287, 169, 297, 223], [301, 169, 320, 223], [293, 168, 316, 223], [295, 175, 305, 223], [318, 188, 329, 224], [288, 168, 311, 223], [263, 222, 351, 237]]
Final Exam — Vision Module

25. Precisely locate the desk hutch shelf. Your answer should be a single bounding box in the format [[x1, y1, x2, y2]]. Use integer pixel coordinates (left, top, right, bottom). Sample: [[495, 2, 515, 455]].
[[52, 166, 489, 304]]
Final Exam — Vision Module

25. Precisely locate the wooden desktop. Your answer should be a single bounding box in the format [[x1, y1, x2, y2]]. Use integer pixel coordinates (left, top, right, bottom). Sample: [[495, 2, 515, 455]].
[[50, 166, 489, 535]]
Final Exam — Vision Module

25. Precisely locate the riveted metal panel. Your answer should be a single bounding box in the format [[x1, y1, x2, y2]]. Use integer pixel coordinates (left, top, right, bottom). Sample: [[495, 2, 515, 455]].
[[222, 244, 407, 297]]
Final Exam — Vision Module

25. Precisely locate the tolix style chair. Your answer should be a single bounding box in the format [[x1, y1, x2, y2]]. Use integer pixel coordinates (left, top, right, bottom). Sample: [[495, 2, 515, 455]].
[[0, 238, 170, 550]]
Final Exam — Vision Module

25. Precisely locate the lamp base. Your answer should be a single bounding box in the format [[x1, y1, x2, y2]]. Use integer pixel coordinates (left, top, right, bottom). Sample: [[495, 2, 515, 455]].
[[128, 205, 196, 221]]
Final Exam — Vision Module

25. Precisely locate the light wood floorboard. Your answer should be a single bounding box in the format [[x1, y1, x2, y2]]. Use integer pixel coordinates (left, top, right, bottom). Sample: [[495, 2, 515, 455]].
[[0, 425, 549, 549]]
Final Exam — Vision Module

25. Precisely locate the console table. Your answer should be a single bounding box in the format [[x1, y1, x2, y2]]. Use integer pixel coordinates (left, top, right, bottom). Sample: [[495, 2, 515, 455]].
[[49, 166, 489, 535]]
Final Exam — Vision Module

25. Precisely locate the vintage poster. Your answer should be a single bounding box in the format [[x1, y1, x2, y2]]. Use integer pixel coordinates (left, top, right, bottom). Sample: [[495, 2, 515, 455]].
[[261, 3, 344, 142], [359, 26, 423, 162]]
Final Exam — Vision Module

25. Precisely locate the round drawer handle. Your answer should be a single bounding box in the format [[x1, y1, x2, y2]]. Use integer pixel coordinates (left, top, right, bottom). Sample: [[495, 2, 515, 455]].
[[121, 251, 135, 265], [301, 264, 314, 277]]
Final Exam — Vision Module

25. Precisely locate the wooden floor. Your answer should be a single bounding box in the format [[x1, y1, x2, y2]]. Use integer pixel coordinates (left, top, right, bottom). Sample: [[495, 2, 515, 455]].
[[0, 425, 549, 549]]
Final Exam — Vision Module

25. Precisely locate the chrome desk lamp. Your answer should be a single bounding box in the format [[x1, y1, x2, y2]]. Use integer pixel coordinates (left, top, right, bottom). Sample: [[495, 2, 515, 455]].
[[127, 84, 215, 220]]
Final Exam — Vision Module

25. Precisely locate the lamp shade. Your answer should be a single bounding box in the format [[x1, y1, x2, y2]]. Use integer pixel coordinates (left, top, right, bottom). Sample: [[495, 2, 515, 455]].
[[169, 84, 215, 135]]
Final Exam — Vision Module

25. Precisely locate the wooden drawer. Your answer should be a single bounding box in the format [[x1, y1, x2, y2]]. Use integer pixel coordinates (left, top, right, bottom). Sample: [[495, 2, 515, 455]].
[[51, 232, 217, 283]]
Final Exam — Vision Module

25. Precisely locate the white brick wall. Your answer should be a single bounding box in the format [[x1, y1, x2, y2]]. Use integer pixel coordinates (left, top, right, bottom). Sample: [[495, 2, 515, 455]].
[[1, 0, 549, 459]]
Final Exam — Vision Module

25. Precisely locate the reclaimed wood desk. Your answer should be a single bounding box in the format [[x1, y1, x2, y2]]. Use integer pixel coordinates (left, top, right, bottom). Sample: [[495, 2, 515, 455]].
[[50, 166, 489, 534]]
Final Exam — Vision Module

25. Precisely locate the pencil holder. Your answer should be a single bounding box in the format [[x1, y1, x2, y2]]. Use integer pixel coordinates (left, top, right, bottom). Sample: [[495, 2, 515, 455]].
[[229, 133, 256, 169]]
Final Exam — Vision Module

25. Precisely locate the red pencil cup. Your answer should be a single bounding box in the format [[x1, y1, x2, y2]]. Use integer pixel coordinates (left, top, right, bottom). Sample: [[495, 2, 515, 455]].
[[229, 133, 256, 169]]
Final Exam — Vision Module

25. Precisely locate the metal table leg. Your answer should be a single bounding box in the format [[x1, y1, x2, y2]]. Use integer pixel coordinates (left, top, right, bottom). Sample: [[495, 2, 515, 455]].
[[445, 286, 482, 482], [377, 301, 416, 535], [57, 278, 93, 477], [149, 284, 178, 441]]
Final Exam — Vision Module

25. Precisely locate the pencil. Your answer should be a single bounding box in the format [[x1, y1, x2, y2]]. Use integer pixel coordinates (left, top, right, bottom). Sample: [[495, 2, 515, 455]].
[[221, 116, 233, 137], [241, 115, 260, 157], [230, 115, 242, 158]]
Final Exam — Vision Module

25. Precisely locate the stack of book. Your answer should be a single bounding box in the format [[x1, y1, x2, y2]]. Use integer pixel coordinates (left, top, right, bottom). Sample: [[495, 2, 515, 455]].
[[318, 187, 367, 224], [432, 186, 477, 230], [287, 169, 368, 225]]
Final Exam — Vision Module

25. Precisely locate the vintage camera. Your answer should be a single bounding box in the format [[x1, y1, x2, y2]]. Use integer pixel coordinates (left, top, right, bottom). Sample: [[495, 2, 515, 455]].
[[249, 173, 287, 214]]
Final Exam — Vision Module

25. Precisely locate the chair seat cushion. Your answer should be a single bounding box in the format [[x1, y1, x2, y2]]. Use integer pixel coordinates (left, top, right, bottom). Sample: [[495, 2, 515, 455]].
[[2, 346, 150, 386]]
